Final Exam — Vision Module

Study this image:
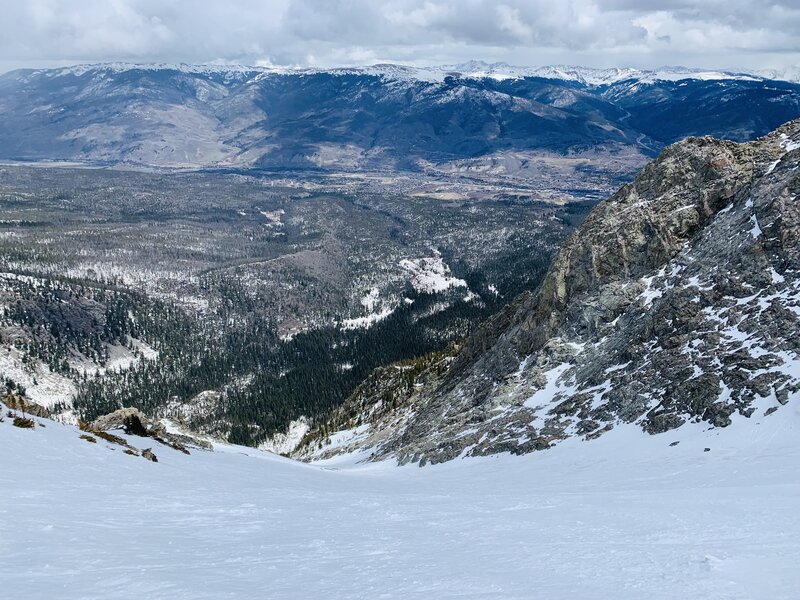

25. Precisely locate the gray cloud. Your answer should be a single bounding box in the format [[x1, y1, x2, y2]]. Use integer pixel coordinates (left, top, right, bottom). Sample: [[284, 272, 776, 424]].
[[0, 0, 798, 73]]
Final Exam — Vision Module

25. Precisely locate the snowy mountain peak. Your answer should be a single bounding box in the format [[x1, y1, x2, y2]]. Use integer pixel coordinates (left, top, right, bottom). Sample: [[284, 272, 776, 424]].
[[30, 62, 266, 79], [752, 65, 800, 83]]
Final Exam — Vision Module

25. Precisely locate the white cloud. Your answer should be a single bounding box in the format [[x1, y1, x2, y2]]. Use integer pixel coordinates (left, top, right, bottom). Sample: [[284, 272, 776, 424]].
[[0, 0, 798, 73], [496, 5, 534, 43]]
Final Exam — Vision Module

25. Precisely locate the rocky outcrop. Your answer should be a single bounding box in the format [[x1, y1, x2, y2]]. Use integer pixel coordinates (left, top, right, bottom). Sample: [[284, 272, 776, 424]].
[[90, 407, 158, 436], [297, 118, 800, 465], [89, 407, 212, 452], [2, 395, 49, 418]]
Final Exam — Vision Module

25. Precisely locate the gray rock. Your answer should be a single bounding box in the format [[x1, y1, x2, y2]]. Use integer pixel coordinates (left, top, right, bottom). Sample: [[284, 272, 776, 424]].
[[90, 407, 211, 452], [296, 117, 800, 465], [141, 449, 158, 463]]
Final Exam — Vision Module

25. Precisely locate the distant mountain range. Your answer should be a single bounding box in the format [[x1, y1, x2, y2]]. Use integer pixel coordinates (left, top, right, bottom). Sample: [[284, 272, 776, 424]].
[[0, 62, 798, 171], [15, 61, 796, 85]]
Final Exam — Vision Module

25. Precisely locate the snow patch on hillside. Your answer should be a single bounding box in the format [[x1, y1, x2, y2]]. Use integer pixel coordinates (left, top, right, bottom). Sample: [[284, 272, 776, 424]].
[[360, 287, 380, 312], [780, 132, 800, 152], [0, 346, 75, 408], [259, 417, 310, 455], [0, 336, 157, 410], [399, 252, 467, 294], [258, 208, 284, 226], [339, 307, 394, 330]]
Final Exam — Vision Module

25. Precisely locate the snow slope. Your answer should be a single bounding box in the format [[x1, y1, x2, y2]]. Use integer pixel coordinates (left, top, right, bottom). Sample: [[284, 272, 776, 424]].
[[1, 404, 799, 599]]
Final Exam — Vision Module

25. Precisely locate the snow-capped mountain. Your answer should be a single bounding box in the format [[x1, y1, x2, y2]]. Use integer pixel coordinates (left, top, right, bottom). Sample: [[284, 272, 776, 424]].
[[451, 63, 763, 86], [752, 66, 800, 84], [21, 60, 785, 85], [0, 62, 797, 170]]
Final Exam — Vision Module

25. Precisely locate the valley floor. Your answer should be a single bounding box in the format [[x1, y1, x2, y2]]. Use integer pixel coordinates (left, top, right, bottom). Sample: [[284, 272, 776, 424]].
[[1, 403, 798, 600]]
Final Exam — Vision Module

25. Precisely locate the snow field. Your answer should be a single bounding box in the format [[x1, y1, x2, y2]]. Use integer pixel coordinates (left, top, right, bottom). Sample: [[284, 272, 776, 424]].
[[1, 399, 798, 600]]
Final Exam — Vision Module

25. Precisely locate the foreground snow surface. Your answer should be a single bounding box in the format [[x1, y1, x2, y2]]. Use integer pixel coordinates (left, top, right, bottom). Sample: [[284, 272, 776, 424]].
[[2, 405, 799, 600]]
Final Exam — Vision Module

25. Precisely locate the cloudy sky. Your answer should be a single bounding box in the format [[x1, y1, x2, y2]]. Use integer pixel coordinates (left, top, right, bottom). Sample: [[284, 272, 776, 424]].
[[1, 0, 798, 74]]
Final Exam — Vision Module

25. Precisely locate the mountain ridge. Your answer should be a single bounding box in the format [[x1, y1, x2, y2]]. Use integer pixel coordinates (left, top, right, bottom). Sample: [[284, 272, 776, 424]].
[[296, 117, 800, 465], [1, 62, 798, 171], [8, 61, 789, 85]]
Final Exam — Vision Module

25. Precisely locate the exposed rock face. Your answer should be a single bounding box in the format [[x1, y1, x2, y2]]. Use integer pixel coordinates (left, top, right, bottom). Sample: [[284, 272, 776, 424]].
[[90, 407, 162, 435], [89, 407, 212, 452], [2, 395, 48, 418], [297, 118, 800, 465]]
